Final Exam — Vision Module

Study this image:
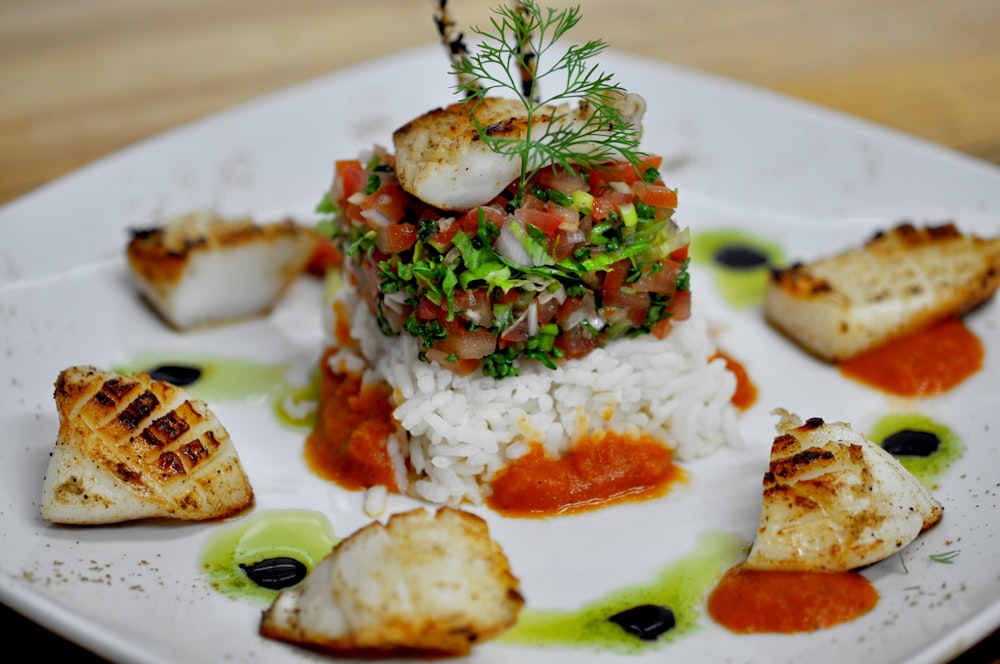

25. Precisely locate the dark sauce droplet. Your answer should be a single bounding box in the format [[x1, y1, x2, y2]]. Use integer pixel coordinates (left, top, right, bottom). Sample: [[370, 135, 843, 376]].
[[147, 364, 202, 387], [713, 244, 769, 270], [608, 604, 676, 640], [239, 557, 307, 590], [881, 429, 941, 457]]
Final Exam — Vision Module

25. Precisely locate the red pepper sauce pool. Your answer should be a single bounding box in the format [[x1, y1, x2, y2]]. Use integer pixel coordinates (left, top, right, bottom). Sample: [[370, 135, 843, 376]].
[[707, 563, 879, 633], [839, 316, 984, 397], [304, 348, 399, 491], [486, 432, 687, 517]]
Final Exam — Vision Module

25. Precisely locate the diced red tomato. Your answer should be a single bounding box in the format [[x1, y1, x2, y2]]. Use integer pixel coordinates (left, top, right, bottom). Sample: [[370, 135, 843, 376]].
[[591, 195, 616, 222], [631, 181, 678, 209], [417, 296, 447, 321], [592, 190, 634, 221], [515, 207, 564, 238], [587, 155, 663, 191], [335, 160, 368, 204], [669, 244, 689, 262], [536, 296, 560, 326], [433, 320, 498, 359], [667, 289, 691, 321], [600, 261, 651, 325], [458, 206, 506, 236], [499, 309, 533, 346], [375, 223, 417, 253], [423, 349, 481, 376], [429, 217, 460, 248], [361, 182, 408, 224], [546, 201, 579, 231], [651, 318, 672, 339], [519, 193, 546, 211], [650, 290, 692, 338], [554, 325, 600, 359], [601, 261, 629, 302], [550, 228, 587, 261], [305, 236, 343, 276], [535, 167, 588, 195], [631, 259, 682, 294]]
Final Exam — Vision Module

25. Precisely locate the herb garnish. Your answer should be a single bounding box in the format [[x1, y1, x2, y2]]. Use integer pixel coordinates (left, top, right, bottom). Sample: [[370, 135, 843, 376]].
[[929, 550, 960, 564], [452, 0, 646, 205]]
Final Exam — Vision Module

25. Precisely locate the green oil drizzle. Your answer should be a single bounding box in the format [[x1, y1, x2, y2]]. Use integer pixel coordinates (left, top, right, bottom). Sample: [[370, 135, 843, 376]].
[[867, 413, 964, 489], [115, 351, 319, 431], [690, 229, 784, 307], [199, 509, 339, 605], [271, 368, 321, 432], [498, 531, 746, 653], [115, 352, 290, 403]]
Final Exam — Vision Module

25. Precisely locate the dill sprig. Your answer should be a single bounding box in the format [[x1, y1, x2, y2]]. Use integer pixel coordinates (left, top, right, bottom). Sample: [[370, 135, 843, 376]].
[[451, 1, 645, 205], [929, 550, 960, 564]]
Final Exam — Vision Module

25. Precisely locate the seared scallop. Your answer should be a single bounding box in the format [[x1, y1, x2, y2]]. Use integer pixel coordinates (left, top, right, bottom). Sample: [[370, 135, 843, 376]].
[[393, 93, 646, 210], [260, 506, 524, 656], [744, 408, 943, 572], [765, 222, 1000, 362], [41, 365, 254, 524], [126, 211, 318, 330]]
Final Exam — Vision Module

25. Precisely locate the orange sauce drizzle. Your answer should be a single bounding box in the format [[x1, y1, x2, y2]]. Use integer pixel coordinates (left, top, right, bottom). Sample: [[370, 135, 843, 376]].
[[714, 350, 758, 411], [707, 563, 879, 633], [304, 349, 398, 491], [839, 316, 983, 397], [486, 433, 686, 518]]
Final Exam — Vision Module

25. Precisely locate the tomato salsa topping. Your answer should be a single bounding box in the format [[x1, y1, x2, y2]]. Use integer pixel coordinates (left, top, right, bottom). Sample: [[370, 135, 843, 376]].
[[319, 150, 691, 379]]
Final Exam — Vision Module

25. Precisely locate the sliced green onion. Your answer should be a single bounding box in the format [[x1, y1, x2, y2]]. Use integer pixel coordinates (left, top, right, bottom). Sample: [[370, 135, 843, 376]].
[[548, 189, 574, 206], [571, 190, 594, 212], [620, 202, 638, 228]]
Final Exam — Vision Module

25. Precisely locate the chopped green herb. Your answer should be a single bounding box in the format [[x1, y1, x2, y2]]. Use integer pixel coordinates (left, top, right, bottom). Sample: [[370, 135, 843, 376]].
[[404, 315, 448, 349], [417, 218, 439, 242], [316, 192, 335, 214], [481, 347, 520, 379], [547, 189, 574, 206], [676, 258, 691, 291]]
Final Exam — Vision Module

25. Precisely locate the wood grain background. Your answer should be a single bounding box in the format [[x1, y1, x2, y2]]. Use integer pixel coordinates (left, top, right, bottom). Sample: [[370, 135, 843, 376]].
[[1, 0, 998, 661]]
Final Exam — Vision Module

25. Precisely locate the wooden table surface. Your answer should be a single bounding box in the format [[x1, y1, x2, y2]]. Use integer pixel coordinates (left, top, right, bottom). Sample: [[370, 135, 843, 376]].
[[1, 0, 998, 661]]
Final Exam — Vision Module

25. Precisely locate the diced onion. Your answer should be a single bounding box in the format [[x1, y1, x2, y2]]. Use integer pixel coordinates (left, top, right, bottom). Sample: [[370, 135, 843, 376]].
[[526, 301, 539, 337], [382, 289, 408, 314], [539, 284, 567, 306], [360, 207, 392, 228], [494, 219, 532, 266]]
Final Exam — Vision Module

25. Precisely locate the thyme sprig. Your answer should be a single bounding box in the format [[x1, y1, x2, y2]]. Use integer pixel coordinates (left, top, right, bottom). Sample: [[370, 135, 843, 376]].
[[451, 1, 646, 205]]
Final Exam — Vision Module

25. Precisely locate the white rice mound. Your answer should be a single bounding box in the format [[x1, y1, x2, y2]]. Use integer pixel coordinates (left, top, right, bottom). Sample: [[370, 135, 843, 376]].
[[326, 287, 742, 507]]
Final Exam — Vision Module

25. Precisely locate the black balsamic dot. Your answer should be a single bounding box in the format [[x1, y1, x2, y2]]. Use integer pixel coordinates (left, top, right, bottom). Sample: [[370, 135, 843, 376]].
[[239, 557, 308, 590], [881, 429, 940, 457], [608, 604, 676, 640], [713, 244, 769, 269], [147, 364, 202, 387]]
